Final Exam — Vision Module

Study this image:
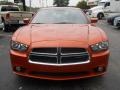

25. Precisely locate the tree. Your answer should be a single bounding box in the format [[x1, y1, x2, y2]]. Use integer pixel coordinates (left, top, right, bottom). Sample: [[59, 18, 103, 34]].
[[76, 0, 90, 9], [0, 1, 14, 5], [53, 0, 69, 7]]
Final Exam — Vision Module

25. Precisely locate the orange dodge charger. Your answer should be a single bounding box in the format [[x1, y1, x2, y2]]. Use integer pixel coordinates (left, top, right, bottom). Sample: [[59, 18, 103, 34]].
[[10, 7, 110, 80]]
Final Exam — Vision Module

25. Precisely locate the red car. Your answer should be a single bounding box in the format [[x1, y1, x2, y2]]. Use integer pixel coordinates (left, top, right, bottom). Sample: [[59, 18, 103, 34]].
[[10, 7, 110, 80]]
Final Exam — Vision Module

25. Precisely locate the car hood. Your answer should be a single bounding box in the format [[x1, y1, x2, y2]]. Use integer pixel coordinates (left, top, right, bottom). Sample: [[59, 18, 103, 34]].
[[14, 24, 105, 48], [90, 6, 103, 11], [30, 24, 89, 42]]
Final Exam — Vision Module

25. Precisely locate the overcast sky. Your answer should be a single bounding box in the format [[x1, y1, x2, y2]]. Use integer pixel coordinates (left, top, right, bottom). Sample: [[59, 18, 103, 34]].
[[0, 0, 82, 7]]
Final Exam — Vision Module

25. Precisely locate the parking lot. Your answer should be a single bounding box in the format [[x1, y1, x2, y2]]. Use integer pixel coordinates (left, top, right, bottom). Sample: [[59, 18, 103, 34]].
[[0, 20, 120, 90]]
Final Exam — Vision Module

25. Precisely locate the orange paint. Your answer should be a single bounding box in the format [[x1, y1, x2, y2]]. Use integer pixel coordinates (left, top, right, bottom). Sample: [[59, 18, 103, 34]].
[[10, 8, 110, 80]]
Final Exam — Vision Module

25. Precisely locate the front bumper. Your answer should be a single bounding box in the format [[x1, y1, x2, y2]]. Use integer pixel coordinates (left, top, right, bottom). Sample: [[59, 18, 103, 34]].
[[86, 12, 97, 18], [10, 50, 109, 80]]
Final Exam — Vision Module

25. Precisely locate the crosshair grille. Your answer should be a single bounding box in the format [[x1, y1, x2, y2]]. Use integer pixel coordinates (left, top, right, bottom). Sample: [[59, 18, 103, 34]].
[[29, 48, 90, 65]]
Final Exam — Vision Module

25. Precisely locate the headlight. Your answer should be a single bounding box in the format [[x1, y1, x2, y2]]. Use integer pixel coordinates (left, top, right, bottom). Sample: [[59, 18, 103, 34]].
[[11, 41, 28, 52], [89, 10, 92, 15], [91, 41, 109, 52]]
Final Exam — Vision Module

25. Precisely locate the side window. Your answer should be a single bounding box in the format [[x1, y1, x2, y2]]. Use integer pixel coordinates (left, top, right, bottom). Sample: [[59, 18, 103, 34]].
[[1, 7, 7, 11], [1, 6, 19, 11], [104, 2, 110, 7], [107, 2, 110, 6]]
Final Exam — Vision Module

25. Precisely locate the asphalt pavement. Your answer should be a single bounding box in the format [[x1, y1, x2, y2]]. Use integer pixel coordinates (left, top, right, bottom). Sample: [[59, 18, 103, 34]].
[[0, 20, 120, 90]]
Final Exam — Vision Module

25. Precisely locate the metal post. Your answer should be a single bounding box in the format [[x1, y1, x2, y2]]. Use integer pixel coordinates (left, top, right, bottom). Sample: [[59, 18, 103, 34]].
[[29, 0, 31, 11], [39, 0, 41, 7], [42, 0, 44, 7], [46, 0, 47, 7], [22, 0, 26, 11]]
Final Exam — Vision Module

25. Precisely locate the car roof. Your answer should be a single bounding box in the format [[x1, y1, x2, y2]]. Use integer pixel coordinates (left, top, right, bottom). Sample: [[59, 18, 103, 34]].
[[39, 7, 81, 10], [0, 5, 18, 7]]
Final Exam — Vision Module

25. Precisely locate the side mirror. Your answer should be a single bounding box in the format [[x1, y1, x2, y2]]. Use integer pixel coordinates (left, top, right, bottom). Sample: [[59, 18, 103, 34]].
[[104, 2, 110, 8], [91, 18, 98, 23], [23, 18, 30, 25]]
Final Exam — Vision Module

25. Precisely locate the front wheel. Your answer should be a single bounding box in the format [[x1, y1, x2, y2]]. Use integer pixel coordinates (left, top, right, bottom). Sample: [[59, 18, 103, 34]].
[[97, 13, 104, 20], [2, 23, 10, 32], [114, 20, 120, 29]]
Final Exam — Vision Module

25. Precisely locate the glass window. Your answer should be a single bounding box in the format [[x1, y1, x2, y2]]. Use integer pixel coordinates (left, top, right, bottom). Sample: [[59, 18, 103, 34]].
[[31, 8, 89, 24], [1, 6, 19, 11]]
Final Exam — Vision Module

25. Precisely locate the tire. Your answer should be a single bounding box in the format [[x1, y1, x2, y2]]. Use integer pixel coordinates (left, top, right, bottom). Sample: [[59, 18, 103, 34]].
[[0, 23, 4, 31], [97, 13, 104, 20], [2, 18, 10, 32], [3, 23, 10, 32], [113, 19, 120, 29], [1, 23, 5, 31]]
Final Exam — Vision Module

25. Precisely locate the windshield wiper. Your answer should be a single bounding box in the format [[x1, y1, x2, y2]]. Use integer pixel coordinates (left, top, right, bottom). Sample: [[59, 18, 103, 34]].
[[53, 22, 75, 24], [31, 22, 76, 24], [31, 23, 45, 24]]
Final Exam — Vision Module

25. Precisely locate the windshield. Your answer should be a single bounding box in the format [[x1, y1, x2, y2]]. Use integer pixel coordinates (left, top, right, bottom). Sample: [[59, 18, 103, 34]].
[[31, 8, 89, 24], [1, 6, 19, 11], [98, 2, 106, 6]]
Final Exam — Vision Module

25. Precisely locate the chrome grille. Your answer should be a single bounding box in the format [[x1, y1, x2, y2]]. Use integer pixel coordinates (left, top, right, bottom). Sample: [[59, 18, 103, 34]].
[[29, 48, 90, 65]]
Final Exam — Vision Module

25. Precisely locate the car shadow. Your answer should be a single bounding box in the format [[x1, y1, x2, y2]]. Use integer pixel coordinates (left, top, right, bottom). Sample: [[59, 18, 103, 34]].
[[13, 75, 106, 90]]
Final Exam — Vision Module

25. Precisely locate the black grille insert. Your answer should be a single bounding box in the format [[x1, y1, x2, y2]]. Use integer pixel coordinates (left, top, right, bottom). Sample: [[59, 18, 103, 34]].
[[61, 55, 89, 64], [61, 48, 86, 54], [32, 48, 57, 54], [29, 48, 89, 64], [29, 55, 57, 63]]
